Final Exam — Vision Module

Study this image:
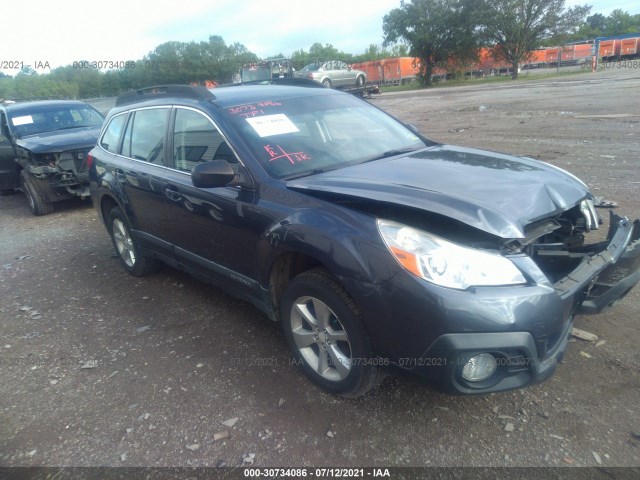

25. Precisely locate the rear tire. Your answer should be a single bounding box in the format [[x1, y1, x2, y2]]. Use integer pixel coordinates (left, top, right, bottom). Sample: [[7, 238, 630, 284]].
[[107, 206, 159, 277], [322, 78, 332, 88], [281, 268, 381, 397], [20, 170, 54, 216]]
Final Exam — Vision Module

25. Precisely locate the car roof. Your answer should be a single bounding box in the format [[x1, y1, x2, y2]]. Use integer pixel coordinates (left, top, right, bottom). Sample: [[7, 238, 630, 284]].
[[211, 84, 338, 108], [2, 100, 92, 114], [109, 84, 341, 115]]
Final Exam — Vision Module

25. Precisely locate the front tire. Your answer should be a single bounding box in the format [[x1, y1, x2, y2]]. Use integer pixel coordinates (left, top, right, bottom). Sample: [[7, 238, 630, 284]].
[[20, 170, 54, 216], [356, 75, 365, 87], [107, 206, 159, 277], [281, 268, 380, 397]]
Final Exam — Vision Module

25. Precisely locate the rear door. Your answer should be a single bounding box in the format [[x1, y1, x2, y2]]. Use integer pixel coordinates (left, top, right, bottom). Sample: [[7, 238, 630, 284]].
[[161, 107, 259, 295], [102, 107, 173, 255]]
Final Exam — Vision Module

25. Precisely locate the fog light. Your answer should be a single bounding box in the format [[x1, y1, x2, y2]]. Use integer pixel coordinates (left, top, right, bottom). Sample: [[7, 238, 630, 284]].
[[462, 353, 497, 382]]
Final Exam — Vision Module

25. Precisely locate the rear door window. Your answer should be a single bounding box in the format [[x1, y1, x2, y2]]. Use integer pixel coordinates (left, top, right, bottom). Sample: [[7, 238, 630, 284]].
[[121, 108, 169, 165]]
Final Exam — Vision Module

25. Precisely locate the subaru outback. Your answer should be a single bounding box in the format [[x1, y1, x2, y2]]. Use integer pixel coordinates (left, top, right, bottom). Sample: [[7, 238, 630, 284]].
[[88, 84, 640, 397]]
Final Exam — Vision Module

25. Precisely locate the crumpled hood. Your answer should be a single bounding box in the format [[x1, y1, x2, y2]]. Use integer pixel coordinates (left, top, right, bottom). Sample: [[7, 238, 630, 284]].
[[287, 145, 590, 239], [16, 126, 101, 154]]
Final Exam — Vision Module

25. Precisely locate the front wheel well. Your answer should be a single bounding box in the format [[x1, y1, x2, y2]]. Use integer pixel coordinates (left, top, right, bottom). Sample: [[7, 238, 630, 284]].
[[268, 252, 325, 319]]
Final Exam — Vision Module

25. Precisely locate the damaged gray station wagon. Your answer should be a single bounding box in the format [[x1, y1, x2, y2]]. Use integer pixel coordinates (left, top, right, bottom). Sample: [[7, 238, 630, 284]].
[[89, 84, 640, 397]]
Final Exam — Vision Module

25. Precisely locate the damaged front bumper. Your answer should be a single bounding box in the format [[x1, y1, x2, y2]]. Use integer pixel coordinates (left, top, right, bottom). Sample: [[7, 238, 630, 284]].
[[343, 211, 640, 395], [555, 211, 640, 314]]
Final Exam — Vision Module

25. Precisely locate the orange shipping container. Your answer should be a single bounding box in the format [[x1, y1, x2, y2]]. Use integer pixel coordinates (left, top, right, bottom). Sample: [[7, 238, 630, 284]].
[[621, 37, 640, 56], [352, 57, 420, 84], [599, 39, 621, 59], [545, 48, 559, 63], [351, 60, 384, 83], [560, 45, 575, 62], [383, 57, 420, 81], [527, 49, 547, 64], [573, 44, 593, 61]]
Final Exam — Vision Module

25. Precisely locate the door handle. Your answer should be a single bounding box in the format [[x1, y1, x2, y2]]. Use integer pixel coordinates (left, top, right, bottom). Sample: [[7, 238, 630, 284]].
[[164, 186, 182, 202], [114, 169, 127, 183]]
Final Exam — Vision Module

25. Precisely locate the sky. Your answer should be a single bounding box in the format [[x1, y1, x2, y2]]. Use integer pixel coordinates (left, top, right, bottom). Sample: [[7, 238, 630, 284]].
[[1, 0, 638, 75]]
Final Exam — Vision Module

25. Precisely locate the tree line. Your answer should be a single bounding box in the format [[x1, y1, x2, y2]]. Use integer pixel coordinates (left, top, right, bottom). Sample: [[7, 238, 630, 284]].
[[0, 36, 408, 100], [383, 1, 640, 84], [1, 2, 638, 98]]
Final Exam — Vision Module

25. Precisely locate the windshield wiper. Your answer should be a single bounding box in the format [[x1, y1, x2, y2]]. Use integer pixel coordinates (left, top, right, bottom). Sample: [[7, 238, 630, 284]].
[[364, 146, 425, 163], [285, 168, 331, 180], [54, 124, 97, 131]]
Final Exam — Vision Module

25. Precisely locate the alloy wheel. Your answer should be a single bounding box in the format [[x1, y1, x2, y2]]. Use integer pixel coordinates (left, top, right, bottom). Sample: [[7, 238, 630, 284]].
[[290, 296, 352, 381]]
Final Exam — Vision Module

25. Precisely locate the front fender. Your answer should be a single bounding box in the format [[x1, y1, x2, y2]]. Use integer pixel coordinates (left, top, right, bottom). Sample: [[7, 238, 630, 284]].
[[257, 206, 401, 289]]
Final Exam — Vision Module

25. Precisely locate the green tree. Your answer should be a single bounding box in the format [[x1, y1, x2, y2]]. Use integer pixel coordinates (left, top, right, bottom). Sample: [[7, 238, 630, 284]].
[[390, 44, 410, 57], [290, 43, 354, 70], [383, 0, 479, 85], [605, 9, 640, 35], [290, 49, 309, 70], [49, 65, 104, 98], [478, 0, 590, 80], [586, 13, 606, 34]]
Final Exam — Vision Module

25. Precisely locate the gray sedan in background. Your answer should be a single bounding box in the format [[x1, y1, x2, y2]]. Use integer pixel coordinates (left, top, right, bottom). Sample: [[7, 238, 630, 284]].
[[295, 60, 366, 88]]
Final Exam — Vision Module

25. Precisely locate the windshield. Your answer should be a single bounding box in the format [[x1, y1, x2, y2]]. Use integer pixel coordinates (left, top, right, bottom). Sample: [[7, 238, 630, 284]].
[[223, 92, 429, 180], [8, 104, 104, 138]]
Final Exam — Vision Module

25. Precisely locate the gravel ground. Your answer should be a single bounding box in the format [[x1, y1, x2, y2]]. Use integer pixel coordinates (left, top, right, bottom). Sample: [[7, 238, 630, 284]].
[[0, 67, 639, 474]]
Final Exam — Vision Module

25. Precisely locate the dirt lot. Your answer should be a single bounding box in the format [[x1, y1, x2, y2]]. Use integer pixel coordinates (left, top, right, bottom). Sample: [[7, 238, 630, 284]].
[[1, 67, 639, 472]]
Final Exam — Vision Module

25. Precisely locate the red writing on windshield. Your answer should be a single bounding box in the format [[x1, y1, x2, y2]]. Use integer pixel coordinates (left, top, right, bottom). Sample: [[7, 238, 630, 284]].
[[264, 145, 311, 165], [228, 101, 283, 117]]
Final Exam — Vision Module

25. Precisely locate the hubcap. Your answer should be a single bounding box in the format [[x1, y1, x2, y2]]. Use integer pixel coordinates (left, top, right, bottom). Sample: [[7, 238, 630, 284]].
[[112, 218, 136, 268], [290, 296, 352, 381]]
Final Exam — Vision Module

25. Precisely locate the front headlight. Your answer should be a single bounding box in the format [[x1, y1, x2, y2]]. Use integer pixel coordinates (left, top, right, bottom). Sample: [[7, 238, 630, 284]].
[[377, 219, 526, 290]]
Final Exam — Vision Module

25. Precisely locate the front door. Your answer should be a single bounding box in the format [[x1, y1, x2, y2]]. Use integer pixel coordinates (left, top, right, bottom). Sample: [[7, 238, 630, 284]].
[[162, 107, 259, 295]]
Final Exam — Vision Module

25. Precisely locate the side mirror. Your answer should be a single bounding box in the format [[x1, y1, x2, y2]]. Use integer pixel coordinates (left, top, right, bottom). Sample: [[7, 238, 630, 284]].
[[191, 160, 236, 188]]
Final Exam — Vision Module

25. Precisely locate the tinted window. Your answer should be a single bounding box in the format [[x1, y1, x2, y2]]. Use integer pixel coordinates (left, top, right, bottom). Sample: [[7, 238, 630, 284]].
[[99, 114, 126, 153], [121, 108, 169, 165], [172, 108, 235, 173]]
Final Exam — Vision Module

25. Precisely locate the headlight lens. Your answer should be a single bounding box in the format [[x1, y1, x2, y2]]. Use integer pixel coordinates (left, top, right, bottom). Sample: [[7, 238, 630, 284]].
[[377, 219, 527, 290]]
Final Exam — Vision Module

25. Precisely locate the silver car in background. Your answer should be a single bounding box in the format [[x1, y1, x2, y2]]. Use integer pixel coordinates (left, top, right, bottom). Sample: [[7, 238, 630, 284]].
[[295, 60, 366, 89]]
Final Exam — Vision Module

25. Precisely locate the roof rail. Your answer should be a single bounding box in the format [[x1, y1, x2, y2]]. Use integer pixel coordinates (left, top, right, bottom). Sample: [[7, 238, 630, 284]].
[[115, 85, 215, 107]]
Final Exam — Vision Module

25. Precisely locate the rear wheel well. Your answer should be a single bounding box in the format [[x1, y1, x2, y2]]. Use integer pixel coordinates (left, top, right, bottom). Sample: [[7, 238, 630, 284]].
[[100, 195, 119, 225], [268, 252, 324, 319]]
